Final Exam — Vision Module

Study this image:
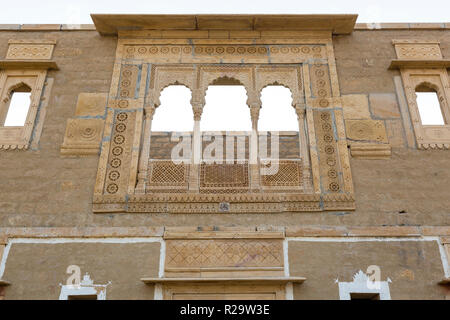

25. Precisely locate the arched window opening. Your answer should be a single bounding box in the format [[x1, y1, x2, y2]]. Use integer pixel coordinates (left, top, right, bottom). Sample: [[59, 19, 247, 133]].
[[4, 84, 31, 127], [201, 85, 251, 131], [258, 86, 297, 131], [258, 86, 300, 160], [415, 84, 445, 125], [151, 85, 193, 132], [149, 85, 193, 161]]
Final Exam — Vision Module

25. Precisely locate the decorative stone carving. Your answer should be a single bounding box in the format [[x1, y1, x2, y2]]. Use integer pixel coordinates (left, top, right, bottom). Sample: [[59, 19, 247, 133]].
[[0, 69, 47, 150], [260, 160, 303, 190], [123, 44, 327, 63], [349, 143, 392, 159], [103, 111, 137, 195], [345, 120, 389, 143], [166, 239, 283, 270], [6, 40, 56, 60], [393, 40, 442, 60], [146, 160, 189, 193], [118, 64, 140, 99], [398, 69, 450, 149], [199, 162, 249, 193], [314, 110, 341, 193], [163, 230, 285, 278], [93, 35, 356, 213], [61, 119, 104, 155]]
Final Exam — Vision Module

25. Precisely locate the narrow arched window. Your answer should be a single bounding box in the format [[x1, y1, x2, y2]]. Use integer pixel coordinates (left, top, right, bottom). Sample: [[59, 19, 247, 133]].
[[151, 85, 193, 131], [415, 84, 445, 125], [259, 85, 300, 160], [3, 84, 31, 127], [149, 85, 193, 161]]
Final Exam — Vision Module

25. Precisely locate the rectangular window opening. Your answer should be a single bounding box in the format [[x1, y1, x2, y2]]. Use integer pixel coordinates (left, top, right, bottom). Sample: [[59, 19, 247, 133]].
[[350, 292, 380, 300], [68, 294, 98, 300]]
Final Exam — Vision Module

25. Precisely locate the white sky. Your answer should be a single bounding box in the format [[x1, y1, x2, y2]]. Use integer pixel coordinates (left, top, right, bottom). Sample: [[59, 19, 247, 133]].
[[0, 0, 449, 24]]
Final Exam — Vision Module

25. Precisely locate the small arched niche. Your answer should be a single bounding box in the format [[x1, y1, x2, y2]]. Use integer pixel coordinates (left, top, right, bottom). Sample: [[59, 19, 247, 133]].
[[149, 85, 193, 161], [3, 83, 32, 127], [415, 83, 446, 125]]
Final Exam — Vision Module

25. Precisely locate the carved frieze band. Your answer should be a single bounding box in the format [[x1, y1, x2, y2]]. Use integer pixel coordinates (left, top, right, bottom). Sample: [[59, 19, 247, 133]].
[[123, 44, 327, 61]]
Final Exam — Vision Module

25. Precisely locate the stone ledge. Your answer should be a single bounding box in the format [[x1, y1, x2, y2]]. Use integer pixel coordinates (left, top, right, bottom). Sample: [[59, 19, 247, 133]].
[[141, 277, 306, 284], [0, 226, 449, 239]]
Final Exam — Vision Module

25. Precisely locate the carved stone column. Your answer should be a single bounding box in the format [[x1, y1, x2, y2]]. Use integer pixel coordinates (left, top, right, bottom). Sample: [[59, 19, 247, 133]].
[[248, 94, 261, 191], [189, 90, 205, 191], [294, 102, 313, 193], [135, 105, 156, 194]]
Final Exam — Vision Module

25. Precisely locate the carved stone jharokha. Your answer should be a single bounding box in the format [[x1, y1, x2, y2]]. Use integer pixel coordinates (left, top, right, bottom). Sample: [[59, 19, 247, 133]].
[[90, 14, 356, 214], [390, 40, 450, 150], [0, 40, 57, 150]]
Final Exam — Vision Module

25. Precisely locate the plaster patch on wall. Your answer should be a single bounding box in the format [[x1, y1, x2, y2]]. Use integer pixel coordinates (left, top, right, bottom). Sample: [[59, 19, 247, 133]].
[[0, 237, 162, 280], [286, 236, 450, 279], [337, 270, 391, 300], [59, 273, 111, 300]]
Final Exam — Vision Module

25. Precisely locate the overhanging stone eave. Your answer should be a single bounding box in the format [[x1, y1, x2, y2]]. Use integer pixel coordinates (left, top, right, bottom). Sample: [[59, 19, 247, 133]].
[[91, 13, 358, 36]]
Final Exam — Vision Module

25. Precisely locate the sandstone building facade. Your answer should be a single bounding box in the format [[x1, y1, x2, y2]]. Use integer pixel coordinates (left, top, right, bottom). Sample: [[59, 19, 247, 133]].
[[0, 14, 449, 300]]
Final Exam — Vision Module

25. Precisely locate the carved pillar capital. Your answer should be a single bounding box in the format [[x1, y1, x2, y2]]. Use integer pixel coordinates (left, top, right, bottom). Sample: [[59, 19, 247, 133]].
[[294, 104, 306, 120], [192, 105, 204, 121], [191, 89, 206, 121], [144, 106, 156, 120]]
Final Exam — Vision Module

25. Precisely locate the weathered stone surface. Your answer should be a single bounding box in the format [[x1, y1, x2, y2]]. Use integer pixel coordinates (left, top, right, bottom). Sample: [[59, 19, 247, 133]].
[[369, 93, 401, 118], [341, 94, 371, 119], [74, 93, 108, 117]]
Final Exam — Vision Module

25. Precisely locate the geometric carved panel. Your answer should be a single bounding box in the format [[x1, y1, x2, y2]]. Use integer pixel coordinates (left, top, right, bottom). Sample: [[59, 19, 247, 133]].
[[60, 118, 104, 155], [199, 162, 249, 193], [146, 160, 189, 193], [260, 159, 302, 189], [6, 40, 56, 60], [393, 41, 442, 60], [165, 239, 283, 270]]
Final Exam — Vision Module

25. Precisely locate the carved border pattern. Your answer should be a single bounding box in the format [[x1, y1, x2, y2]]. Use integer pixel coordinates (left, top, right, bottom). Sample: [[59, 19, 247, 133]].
[[123, 45, 326, 60], [314, 110, 341, 193], [103, 111, 136, 195]]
